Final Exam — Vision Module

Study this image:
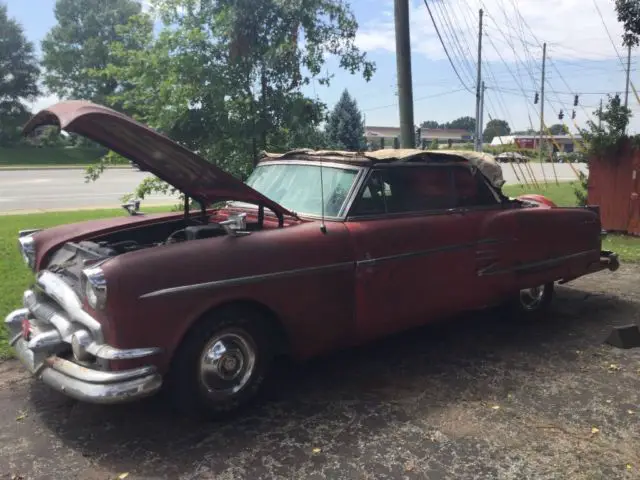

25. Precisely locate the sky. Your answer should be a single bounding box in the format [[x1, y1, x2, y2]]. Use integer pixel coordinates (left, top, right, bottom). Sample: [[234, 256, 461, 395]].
[[5, 0, 640, 134]]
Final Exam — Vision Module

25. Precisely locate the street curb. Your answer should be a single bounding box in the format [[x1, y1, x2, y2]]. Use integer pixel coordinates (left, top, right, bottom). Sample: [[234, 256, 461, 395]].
[[0, 165, 131, 171], [0, 202, 178, 216]]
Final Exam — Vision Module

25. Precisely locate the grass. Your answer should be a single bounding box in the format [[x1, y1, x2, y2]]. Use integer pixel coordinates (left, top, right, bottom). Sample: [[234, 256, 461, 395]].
[[0, 146, 126, 167], [503, 181, 582, 207], [0, 206, 171, 360]]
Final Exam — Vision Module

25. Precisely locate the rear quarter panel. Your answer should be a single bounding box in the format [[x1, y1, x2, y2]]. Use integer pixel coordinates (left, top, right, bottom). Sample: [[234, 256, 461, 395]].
[[98, 221, 356, 371], [511, 206, 601, 288]]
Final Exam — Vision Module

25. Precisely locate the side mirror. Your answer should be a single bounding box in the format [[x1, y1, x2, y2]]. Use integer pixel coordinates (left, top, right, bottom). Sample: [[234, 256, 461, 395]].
[[122, 199, 142, 216]]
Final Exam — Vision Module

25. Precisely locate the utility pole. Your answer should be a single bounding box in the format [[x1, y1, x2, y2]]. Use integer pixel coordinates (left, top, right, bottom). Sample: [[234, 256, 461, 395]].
[[474, 9, 483, 151], [394, 0, 415, 148], [599, 98, 603, 129], [478, 81, 486, 152], [538, 42, 546, 163], [625, 44, 632, 109]]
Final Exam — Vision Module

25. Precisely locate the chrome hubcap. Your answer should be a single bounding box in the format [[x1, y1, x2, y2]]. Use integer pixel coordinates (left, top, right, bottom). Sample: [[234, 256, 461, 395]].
[[519, 285, 545, 311], [199, 330, 256, 399]]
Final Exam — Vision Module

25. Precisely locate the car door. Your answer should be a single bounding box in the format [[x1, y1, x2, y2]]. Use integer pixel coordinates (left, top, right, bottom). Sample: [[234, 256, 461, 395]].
[[448, 165, 518, 308], [344, 164, 477, 343]]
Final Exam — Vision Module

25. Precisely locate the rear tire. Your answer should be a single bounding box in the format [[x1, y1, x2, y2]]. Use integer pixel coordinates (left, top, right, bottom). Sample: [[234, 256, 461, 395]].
[[504, 282, 555, 320], [166, 305, 275, 419]]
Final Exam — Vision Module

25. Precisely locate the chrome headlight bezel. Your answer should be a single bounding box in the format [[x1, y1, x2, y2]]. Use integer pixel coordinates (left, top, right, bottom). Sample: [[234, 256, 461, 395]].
[[18, 229, 41, 271], [82, 266, 108, 310]]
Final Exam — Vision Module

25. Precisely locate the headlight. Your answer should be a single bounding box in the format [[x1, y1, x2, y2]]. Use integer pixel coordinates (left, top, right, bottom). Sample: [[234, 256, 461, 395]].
[[82, 266, 107, 310], [18, 229, 41, 270]]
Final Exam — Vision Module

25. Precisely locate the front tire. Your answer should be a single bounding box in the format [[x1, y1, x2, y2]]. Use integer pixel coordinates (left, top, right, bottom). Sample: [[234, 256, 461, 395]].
[[166, 306, 275, 419]]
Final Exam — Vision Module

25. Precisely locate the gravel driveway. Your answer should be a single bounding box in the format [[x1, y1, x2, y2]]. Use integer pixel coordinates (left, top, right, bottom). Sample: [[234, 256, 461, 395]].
[[1, 266, 639, 480]]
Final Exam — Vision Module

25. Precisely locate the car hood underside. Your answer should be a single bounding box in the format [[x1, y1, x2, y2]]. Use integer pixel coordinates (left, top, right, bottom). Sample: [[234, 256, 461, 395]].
[[22, 100, 294, 220]]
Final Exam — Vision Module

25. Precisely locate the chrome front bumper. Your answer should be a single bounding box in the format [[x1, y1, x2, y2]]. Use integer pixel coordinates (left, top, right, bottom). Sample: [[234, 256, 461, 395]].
[[5, 271, 163, 405]]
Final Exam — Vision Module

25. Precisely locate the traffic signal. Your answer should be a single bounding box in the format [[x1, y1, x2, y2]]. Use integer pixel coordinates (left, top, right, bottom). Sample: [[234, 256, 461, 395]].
[[573, 95, 579, 106], [534, 92, 539, 104], [572, 110, 576, 119], [558, 110, 564, 120]]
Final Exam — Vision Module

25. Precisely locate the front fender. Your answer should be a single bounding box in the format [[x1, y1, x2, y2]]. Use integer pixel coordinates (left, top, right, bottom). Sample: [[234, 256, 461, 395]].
[[97, 221, 357, 371]]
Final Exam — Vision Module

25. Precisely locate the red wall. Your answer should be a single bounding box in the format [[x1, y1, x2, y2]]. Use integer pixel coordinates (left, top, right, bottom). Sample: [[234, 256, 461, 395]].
[[587, 142, 640, 236]]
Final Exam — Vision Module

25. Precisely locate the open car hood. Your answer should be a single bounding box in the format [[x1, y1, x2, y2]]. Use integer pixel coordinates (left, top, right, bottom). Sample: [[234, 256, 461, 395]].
[[22, 100, 295, 219]]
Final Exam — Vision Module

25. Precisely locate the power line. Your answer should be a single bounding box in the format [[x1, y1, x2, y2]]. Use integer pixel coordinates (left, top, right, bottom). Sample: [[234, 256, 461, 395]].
[[421, 0, 474, 93], [363, 88, 467, 112]]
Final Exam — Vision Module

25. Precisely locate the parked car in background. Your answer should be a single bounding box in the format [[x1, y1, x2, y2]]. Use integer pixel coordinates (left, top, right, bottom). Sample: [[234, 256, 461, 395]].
[[5, 101, 619, 418], [496, 151, 530, 163]]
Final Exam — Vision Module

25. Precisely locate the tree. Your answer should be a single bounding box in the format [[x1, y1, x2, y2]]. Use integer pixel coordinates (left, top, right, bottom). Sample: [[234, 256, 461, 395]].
[[327, 90, 365, 151], [446, 116, 476, 132], [483, 119, 511, 143], [580, 94, 631, 157], [41, 0, 146, 103], [549, 123, 569, 135], [420, 120, 440, 129], [615, 0, 640, 46], [86, 0, 375, 198], [0, 3, 40, 146]]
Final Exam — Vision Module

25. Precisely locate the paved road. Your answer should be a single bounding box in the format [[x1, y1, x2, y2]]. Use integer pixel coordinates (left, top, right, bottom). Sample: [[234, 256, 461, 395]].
[[0, 163, 588, 214], [0, 168, 179, 214]]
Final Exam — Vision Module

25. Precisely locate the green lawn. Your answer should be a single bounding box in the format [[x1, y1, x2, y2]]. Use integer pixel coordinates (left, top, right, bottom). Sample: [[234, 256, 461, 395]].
[[503, 181, 582, 207], [0, 146, 126, 167]]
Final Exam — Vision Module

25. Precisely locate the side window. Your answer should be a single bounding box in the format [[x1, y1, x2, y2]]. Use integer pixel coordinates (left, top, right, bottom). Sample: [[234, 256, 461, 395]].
[[384, 166, 455, 213], [350, 166, 456, 216], [452, 167, 499, 207], [351, 170, 387, 215]]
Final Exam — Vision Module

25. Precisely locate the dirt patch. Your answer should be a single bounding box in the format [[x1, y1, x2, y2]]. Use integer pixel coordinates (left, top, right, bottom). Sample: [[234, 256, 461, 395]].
[[1, 266, 640, 480]]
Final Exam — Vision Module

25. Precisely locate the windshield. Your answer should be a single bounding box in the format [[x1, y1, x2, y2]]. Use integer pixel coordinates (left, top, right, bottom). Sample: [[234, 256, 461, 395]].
[[243, 163, 360, 217]]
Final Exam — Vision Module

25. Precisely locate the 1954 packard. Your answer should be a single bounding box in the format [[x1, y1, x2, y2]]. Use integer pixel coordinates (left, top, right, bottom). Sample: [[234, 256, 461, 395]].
[[5, 101, 619, 417]]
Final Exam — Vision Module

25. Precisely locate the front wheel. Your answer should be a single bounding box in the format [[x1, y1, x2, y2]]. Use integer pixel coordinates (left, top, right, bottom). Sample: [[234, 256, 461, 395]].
[[166, 306, 275, 419]]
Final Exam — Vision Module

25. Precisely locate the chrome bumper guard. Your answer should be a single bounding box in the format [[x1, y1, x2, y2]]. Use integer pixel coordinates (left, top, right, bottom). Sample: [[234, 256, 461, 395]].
[[4, 271, 163, 404]]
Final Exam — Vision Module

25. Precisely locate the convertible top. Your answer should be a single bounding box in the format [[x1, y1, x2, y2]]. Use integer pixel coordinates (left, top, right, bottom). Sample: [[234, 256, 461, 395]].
[[259, 148, 506, 189]]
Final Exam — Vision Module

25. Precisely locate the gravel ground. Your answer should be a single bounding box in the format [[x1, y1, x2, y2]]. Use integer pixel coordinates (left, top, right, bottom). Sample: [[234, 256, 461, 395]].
[[1, 265, 639, 480]]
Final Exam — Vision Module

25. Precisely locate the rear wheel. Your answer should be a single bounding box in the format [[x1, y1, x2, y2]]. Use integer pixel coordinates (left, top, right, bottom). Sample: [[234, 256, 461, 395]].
[[166, 306, 275, 419], [504, 282, 555, 319]]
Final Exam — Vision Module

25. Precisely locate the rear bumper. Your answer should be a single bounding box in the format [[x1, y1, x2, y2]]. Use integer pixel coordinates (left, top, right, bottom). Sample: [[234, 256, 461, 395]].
[[599, 250, 620, 272], [9, 333, 162, 404], [559, 250, 620, 285]]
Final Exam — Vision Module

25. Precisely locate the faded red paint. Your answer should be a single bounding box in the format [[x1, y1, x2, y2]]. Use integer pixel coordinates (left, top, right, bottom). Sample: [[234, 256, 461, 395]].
[[20, 101, 619, 380], [588, 141, 640, 236]]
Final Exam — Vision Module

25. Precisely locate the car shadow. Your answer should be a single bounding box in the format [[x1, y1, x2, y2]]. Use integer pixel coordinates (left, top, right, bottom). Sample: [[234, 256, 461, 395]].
[[28, 285, 638, 478]]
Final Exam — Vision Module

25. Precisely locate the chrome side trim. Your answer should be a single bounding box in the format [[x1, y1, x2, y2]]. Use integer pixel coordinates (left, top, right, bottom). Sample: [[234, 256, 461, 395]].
[[356, 238, 500, 267], [36, 270, 104, 343], [478, 250, 596, 277], [140, 261, 355, 299]]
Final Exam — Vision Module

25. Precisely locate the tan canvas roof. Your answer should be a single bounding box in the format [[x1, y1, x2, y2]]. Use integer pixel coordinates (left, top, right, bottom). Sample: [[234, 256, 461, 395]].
[[259, 148, 506, 189]]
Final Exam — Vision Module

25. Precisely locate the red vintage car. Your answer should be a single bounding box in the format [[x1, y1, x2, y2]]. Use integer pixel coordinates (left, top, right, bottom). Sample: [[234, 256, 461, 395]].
[[5, 101, 619, 417]]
